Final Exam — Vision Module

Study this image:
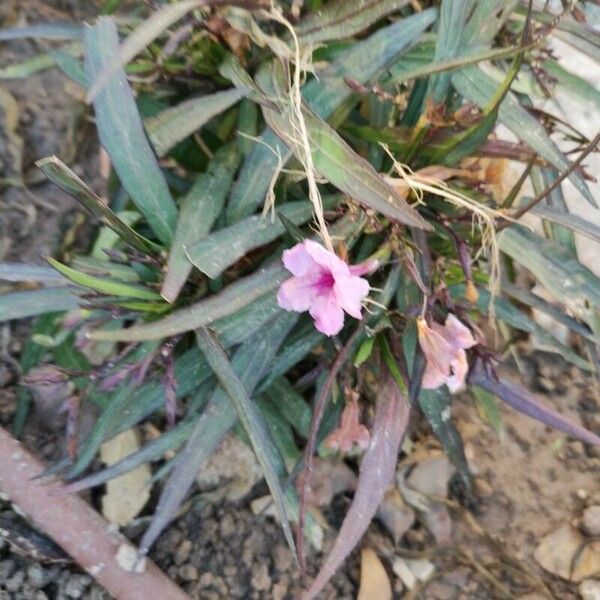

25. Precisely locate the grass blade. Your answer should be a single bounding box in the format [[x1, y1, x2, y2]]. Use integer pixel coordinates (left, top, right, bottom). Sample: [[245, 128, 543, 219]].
[[304, 369, 410, 600], [36, 156, 158, 255], [146, 88, 248, 157], [0, 23, 83, 41], [161, 144, 240, 302], [528, 203, 600, 244], [0, 264, 67, 284], [188, 197, 340, 279], [296, 0, 410, 45], [85, 18, 178, 245], [196, 327, 296, 556], [0, 288, 82, 322]]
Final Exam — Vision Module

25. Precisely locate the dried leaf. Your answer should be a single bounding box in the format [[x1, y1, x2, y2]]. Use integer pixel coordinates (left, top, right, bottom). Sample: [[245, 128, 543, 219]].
[[357, 548, 392, 600]]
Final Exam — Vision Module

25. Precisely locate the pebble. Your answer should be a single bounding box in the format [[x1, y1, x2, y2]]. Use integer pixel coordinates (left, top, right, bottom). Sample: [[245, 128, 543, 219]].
[[178, 564, 199, 582], [174, 539, 193, 565], [27, 564, 48, 588], [583, 506, 600, 537], [272, 544, 293, 573], [251, 562, 271, 592], [579, 579, 600, 600], [5, 570, 25, 593], [64, 574, 91, 598]]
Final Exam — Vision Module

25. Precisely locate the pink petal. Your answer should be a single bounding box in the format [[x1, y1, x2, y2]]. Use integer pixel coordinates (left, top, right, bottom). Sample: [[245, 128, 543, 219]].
[[444, 314, 477, 349], [304, 240, 350, 278], [309, 292, 345, 336], [446, 350, 469, 393], [349, 259, 379, 277], [282, 242, 319, 277], [333, 275, 369, 319], [417, 318, 454, 378], [277, 276, 318, 312], [422, 360, 450, 390]]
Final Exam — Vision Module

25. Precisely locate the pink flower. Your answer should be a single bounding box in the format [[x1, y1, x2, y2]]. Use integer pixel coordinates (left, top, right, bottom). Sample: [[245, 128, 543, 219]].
[[417, 314, 477, 393], [277, 240, 377, 336], [324, 393, 370, 453]]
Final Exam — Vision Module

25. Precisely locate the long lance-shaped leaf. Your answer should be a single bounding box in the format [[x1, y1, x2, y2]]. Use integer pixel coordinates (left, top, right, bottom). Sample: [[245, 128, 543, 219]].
[[451, 66, 595, 206], [146, 88, 248, 157], [196, 327, 296, 555], [498, 225, 600, 316], [0, 288, 83, 322], [188, 196, 340, 279], [0, 263, 67, 284], [303, 370, 411, 600], [161, 144, 240, 302], [295, 0, 410, 45], [89, 264, 287, 342], [470, 364, 600, 446], [139, 311, 297, 556], [426, 0, 471, 102], [226, 8, 437, 224], [528, 203, 600, 244], [85, 18, 178, 245], [0, 23, 83, 41], [261, 98, 431, 230], [47, 258, 161, 301], [36, 156, 158, 255]]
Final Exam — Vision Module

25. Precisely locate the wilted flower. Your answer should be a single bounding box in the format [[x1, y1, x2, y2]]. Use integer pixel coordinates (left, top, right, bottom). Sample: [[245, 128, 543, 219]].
[[417, 314, 477, 393], [277, 240, 377, 336], [324, 392, 370, 453]]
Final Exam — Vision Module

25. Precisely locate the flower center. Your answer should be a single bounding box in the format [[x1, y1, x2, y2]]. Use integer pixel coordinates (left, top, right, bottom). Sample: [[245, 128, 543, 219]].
[[314, 269, 335, 293]]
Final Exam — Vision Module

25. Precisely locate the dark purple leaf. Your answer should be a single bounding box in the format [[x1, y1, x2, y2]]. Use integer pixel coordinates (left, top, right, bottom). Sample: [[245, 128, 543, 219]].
[[303, 370, 411, 600], [470, 362, 600, 446]]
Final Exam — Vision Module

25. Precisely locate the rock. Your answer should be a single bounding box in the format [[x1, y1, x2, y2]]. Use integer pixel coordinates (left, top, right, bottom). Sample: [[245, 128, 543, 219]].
[[534, 524, 600, 581], [0, 558, 16, 580], [579, 579, 600, 600], [64, 574, 91, 598], [219, 513, 236, 538], [174, 539, 193, 565], [376, 487, 415, 544], [251, 561, 271, 592], [5, 570, 25, 593], [273, 544, 293, 572], [392, 557, 435, 590], [27, 564, 48, 588], [583, 506, 600, 537], [178, 564, 199, 582]]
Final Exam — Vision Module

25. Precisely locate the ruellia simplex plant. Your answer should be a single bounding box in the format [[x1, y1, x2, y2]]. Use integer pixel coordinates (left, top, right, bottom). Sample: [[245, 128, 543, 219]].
[[1, 1, 600, 596]]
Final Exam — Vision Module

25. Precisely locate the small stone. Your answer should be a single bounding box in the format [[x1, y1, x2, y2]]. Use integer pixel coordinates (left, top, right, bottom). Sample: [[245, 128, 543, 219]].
[[583, 506, 600, 537], [5, 570, 25, 593], [272, 581, 288, 600], [273, 544, 293, 572], [534, 523, 600, 581], [27, 564, 48, 588], [251, 562, 271, 592], [0, 559, 16, 580], [579, 579, 600, 600], [219, 513, 236, 538], [174, 539, 193, 565], [178, 564, 199, 582], [64, 574, 91, 598]]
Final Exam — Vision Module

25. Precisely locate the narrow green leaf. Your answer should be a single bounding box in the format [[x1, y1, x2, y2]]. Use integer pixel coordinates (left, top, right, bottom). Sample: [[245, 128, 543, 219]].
[[542, 59, 600, 111], [226, 8, 437, 224], [196, 327, 296, 556], [419, 388, 471, 487], [48, 48, 87, 87], [427, 0, 471, 102], [0, 288, 82, 322], [0, 263, 66, 284], [499, 225, 600, 315], [261, 94, 431, 230], [139, 311, 297, 555], [47, 258, 161, 301], [451, 66, 596, 206], [296, 0, 410, 45], [0, 23, 83, 41], [161, 144, 240, 302], [257, 397, 302, 469], [85, 18, 178, 244], [86, 0, 204, 101], [265, 378, 312, 439], [0, 42, 82, 79], [146, 88, 248, 157], [188, 197, 340, 279], [36, 156, 158, 255], [528, 203, 600, 244], [462, 0, 517, 46]]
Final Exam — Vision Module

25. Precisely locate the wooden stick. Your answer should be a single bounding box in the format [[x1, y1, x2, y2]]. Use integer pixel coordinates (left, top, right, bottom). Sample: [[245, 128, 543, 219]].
[[0, 425, 190, 600]]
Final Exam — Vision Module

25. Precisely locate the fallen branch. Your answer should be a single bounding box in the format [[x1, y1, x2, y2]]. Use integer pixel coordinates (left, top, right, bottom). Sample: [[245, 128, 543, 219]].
[[0, 425, 190, 600]]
